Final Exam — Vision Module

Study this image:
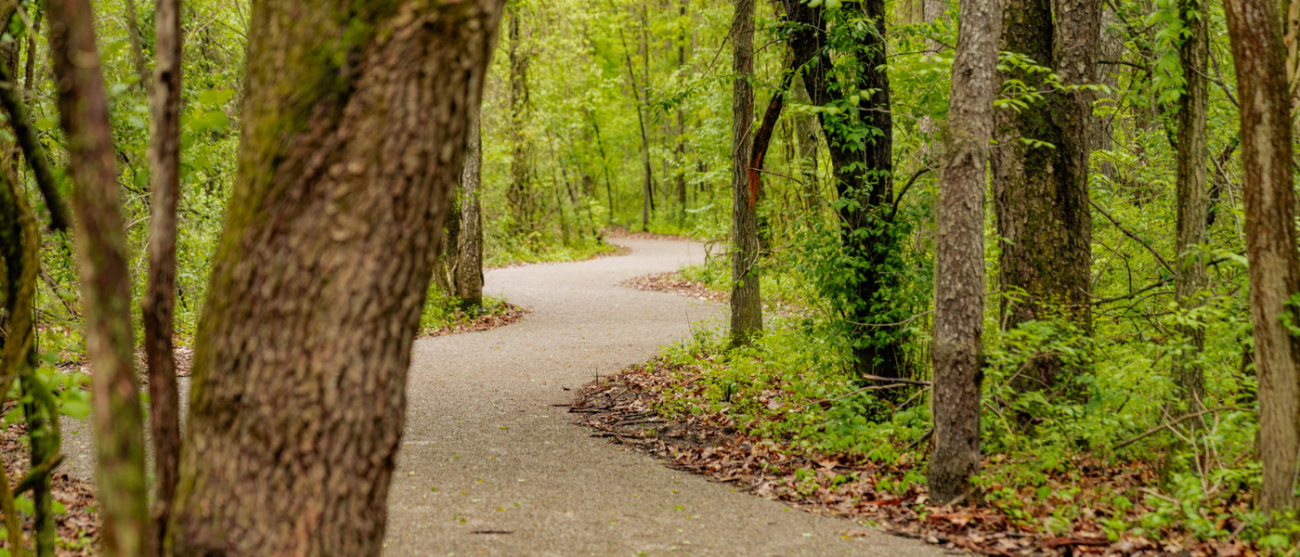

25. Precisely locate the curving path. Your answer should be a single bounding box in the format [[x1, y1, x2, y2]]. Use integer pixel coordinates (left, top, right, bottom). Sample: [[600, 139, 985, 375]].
[[382, 238, 941, 557]]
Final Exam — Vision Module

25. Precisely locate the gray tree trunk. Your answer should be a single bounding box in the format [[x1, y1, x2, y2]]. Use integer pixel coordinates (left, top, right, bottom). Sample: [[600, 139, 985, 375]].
[[457, 118, 485, 308], [929, 0, 999, 504]]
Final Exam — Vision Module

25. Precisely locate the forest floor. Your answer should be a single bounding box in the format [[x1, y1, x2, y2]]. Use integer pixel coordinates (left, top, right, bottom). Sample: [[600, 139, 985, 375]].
[[586, 270, 1267, 557], [383, 238, 943, 556], [30, 238, 942, 556]]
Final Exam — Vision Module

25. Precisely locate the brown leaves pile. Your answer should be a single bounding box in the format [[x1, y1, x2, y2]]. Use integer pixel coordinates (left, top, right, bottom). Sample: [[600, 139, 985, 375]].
[[1, 420, 99, 556], [623, 272, 728, 304], [572, 360, 1268, 557], [602, 226, 696, 242], [421, 302, 528, 338]]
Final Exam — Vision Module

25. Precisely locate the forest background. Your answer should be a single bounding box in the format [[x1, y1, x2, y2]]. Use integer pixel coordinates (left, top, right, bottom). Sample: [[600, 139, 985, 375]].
[[0, 0, 1298, 554]]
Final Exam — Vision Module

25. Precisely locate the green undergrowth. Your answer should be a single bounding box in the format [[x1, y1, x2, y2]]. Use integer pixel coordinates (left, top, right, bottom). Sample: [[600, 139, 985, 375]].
[[485, 232, 623, 268], [645, 260, 1299, 552], [419, 288, 517, 334]]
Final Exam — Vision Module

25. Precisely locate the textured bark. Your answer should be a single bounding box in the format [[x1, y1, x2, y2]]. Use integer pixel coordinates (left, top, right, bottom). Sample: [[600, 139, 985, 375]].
[[0, 153, 37, 557], [783, 0, 901, 378], [123, 0, 150, 87], [930, 0, 999, 505], [47, 0, 151, 554], [991, 0, 1096, 392], [143, 0, 182, 552], [730, 0, 761, 345], [506, 9, 532, 231], [1224, 0, 1300, 514], [2, 165, 57, 556], [457, 119, 485, 308], [166, 0, 504, 553], [1172, 0, 1208, 419]]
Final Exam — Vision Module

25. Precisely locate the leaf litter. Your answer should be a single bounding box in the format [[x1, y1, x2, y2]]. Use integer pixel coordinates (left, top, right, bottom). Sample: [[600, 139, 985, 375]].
[[572, 359, 1270, 557]]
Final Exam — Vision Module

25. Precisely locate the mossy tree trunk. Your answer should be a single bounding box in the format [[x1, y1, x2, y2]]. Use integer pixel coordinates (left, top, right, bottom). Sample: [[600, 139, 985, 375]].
[[166, 0, 505, 554], [991, 0, 1097, 393], [783, 0, 902, 379]]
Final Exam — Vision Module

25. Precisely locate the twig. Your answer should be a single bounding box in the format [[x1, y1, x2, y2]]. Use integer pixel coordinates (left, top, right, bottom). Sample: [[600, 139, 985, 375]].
[[1113, 406, 1243, 450], [905, 428, 934, 451], [14, 454, 65, 495], [1089, 198, 1175, 276]]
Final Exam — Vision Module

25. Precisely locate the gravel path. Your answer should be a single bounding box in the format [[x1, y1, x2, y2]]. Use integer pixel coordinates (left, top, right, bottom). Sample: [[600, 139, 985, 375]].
[[382, 238, 943, 557]]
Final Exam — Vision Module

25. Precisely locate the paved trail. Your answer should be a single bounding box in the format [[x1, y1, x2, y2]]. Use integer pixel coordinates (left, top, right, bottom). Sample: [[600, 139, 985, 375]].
[[383, 238, 941, 557]]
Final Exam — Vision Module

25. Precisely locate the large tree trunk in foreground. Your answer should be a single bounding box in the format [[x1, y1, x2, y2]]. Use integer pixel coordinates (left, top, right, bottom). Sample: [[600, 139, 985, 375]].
[[1224, 0, 1300, 514], [929, 0, 999, 505], [167, 0, 505, 554], [457, 118, 485, 308], [48, 0, 151, 554], [1172, 0, 1209, 421], [784, 0, 901, 378], [143, 0, 183, 552], [730, 0, 761, 345], [992, 0, 1096, 393]]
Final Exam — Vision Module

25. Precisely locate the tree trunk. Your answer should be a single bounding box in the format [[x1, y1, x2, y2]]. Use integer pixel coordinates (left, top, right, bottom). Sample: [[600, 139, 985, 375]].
[[457, 117, 484, 310], [166, 0, 504, 553], [143, 0, 183, 552], [1172, 0, 1208, 420], [47, 0, 151, 554], [730, 0, 761, 345], [991, 0, 1096, 393], [124, 0, 150, 87], [1224, 0, 1300, 514], [791, 81, 820, 212], [0, 149, 39, 557], [929, 0, 998, 505], [0, 22, 69, 232], [783, 0, 902, 378], [507, 9, 531, 232]]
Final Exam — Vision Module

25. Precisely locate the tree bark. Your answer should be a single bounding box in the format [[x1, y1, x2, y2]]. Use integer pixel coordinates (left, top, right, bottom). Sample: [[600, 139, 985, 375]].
[[143, 0, 182, 552], [1172, 0, 1208, 420], [124, 0, 150, 87], [47, 0, 151, 554], [1224, 0, 1300, 514], [0, 148, 38, 557], [991, 0, 1096, 393], [730, 0, 761, 345], [929, 0, 999, 505], [506, 8, 532, 232], [457, 118, 485, 308], [166, 0, 505, 554], [783, 0, 901, 378]]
